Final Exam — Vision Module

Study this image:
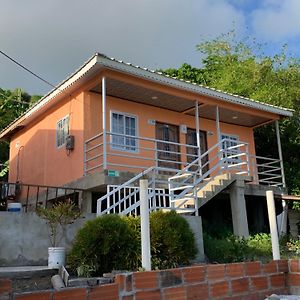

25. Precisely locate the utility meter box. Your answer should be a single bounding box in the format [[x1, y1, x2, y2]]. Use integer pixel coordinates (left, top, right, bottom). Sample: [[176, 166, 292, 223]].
[[66, 135, 75, 150]]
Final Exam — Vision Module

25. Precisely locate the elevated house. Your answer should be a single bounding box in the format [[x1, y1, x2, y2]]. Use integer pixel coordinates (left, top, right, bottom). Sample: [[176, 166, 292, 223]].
[[0, 53, 293, 237]]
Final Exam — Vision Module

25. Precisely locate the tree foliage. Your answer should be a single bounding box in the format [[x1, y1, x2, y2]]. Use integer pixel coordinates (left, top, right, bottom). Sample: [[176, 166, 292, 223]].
[[162, 33, 300, 194], [0, 88, 41, 180]]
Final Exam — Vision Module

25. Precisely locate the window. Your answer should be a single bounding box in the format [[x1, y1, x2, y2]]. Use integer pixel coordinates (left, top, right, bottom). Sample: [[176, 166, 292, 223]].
[[56, 116, 69, 148], [221, 134, 239, 163], [111, 112, 137, 152]]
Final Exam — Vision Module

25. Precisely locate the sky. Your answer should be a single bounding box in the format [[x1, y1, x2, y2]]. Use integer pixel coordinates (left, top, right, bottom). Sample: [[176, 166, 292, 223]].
[[1, 0, 300, 95]]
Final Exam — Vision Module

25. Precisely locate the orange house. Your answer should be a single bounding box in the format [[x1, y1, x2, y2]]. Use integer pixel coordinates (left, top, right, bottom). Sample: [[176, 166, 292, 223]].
[[0, 53, 293, 236]]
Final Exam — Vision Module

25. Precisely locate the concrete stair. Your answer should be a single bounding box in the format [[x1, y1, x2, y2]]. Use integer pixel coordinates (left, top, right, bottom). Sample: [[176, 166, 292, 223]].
[[174, 173, 252, 213], [195, 173, 236, 208]]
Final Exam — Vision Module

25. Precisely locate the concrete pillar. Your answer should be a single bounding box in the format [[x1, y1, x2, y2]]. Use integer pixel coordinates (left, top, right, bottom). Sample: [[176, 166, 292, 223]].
[[230, 180, 249, 237], [140, 179, 151, 271], [81, 191, 92, 213], [182, 215, 205, 262], [266, 190, 280, 260]]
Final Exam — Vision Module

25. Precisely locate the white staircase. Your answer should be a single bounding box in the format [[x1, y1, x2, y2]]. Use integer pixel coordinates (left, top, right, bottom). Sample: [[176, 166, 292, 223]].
[[97, 138, 251, 216]]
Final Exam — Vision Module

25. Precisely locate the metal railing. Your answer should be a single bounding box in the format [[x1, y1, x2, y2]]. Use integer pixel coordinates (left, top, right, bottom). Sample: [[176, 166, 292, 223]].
[[97, 166, 183, 216], [250, 155, 284, 187], [84, 131, 199, 175], [95, 135, 285, 216], [168, 138, 250, 213], [0, 181, 83, 212]]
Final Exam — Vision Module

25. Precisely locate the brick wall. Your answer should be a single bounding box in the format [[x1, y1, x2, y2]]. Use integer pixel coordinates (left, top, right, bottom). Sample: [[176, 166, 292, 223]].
[[2, 260, 300, 300]]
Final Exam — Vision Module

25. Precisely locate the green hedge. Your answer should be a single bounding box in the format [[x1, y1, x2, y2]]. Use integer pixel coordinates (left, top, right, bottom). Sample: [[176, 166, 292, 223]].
[[68, 211, 197, 276]]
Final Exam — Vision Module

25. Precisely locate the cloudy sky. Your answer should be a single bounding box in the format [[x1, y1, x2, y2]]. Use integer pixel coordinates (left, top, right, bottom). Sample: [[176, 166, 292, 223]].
[[1, 0, 300, 95]]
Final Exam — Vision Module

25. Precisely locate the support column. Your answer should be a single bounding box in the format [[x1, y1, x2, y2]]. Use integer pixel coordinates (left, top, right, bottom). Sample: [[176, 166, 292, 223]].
[[275, 120, 286, 188], [216, 106, 221, 143], [275, 120, 287, 235], [102, 76, 107, 170], [266, 190, 280, 260], [140, 179, 151, 271], [230, 180, 249, 237], [195, 101, 201, 173]]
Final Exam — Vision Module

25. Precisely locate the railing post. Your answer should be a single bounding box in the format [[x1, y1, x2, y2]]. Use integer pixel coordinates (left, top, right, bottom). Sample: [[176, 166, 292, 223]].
[[102, 76, 107, 170], [140, 179, 151, 271], [83, 142, 87, 176], [246, 144, 250, 176], [193, 174, 199, 216]]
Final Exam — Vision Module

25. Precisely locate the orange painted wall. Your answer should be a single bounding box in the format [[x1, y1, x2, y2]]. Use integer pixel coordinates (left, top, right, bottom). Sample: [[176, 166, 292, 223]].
[[85, 92, 256, 174], [9, 92, 85, 186]]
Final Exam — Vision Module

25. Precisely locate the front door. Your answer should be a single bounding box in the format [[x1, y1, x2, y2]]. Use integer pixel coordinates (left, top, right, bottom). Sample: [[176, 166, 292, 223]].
[[155, 123, 180, 169], [186, 128, 208, 174]]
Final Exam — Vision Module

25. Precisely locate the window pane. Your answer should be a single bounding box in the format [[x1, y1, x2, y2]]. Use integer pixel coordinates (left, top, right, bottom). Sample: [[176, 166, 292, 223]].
[[112, 113, 137, 151]]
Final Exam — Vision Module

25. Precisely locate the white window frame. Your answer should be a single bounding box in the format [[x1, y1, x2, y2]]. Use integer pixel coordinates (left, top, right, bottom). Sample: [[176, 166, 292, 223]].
[[221, 133, 240, 163], [110, 111, 139, 153], [56, 115, 69, 148]]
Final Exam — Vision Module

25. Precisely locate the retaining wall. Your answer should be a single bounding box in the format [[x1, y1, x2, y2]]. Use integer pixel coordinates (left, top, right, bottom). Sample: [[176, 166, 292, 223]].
[[0, 213, 204, 266], [3, 260, 300, 299]]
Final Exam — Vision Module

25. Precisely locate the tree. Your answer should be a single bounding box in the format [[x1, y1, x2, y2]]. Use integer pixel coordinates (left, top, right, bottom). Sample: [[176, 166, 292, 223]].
[[0, 88, 41, 180], [162, 34, 300, 194]]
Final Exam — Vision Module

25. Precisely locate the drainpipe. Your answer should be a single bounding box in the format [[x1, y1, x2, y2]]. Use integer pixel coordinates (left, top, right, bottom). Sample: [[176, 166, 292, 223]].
[[102, 76, 107, 170], [275, 120, 287, 234]]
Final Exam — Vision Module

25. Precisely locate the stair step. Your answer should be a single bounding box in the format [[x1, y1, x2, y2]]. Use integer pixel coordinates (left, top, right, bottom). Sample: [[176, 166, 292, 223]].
[[169, 173, 193, 180], [170, 185, 194, 191]]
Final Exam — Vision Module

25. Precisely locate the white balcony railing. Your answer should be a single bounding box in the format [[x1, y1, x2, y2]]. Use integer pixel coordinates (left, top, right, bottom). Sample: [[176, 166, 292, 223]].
[[84, 132, 285, 187]]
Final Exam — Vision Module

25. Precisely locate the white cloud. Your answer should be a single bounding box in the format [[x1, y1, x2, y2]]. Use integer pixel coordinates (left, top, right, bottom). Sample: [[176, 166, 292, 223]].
[[0, 0, 245, 94], [251, 0, 300, 41]]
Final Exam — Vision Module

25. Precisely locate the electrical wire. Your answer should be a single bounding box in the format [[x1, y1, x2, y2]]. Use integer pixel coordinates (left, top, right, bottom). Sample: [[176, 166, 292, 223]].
[[0, 50, 57, 89]]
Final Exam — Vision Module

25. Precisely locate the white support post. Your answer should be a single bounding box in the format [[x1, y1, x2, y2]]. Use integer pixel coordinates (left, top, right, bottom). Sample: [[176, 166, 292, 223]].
[[275, 120, 286, 188], [266, 190, 281, 260], [102, 76, 107, 170], [140, 179, 151, 271], [195, 101, 202, 176], [275, 120, 287, 234], [216, 106, 222, 167]]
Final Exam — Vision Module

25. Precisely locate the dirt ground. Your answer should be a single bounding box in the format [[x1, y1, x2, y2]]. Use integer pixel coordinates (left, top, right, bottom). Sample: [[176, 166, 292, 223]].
[[12, 276, 53, 293]]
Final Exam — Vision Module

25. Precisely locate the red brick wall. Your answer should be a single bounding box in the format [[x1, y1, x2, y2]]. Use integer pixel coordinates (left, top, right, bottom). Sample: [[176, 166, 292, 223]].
[[2, 260, 300, 300]]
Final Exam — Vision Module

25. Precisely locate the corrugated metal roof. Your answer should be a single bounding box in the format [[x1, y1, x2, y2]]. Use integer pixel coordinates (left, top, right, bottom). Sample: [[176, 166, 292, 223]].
[[0, 52, 294, 139]]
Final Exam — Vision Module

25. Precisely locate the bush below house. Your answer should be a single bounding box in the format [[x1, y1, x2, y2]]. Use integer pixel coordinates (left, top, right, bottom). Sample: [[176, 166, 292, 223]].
[[204, 232, 300, 263], [68, 211, 197, 276]]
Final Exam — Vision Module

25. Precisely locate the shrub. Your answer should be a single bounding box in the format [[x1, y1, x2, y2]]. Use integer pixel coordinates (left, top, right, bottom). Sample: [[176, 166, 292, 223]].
[[150, 211, 197, 269], [68, 214, 137, 276], [68, 211, 197, 275]]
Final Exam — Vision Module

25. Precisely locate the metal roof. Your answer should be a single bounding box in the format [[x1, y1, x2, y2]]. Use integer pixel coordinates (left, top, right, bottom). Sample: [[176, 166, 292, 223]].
[[0, 53, 294, 139]]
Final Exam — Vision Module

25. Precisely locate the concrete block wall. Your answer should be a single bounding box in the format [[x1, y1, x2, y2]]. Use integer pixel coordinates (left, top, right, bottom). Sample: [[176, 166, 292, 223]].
[[4, 260, 300, 299]]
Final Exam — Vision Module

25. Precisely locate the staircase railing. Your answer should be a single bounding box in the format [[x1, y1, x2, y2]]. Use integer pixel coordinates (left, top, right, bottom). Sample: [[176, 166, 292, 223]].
[[168, 138, 250, 212], [97, 166, 193, 216]]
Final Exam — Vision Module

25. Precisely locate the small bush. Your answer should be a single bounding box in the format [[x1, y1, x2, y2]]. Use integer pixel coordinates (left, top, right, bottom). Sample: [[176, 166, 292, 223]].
[[68, 211, 197, 275], [204, 233, 292, 263], [150, 211, 197, 269], [68, 214, 137, 276]]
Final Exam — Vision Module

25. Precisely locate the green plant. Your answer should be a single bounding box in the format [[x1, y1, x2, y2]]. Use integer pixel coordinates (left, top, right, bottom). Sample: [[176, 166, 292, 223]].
[[68, 214, 137, 276], [150, 211, 197, 269], [68, 211, 197, 275], [37, 201, 81, 247]]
